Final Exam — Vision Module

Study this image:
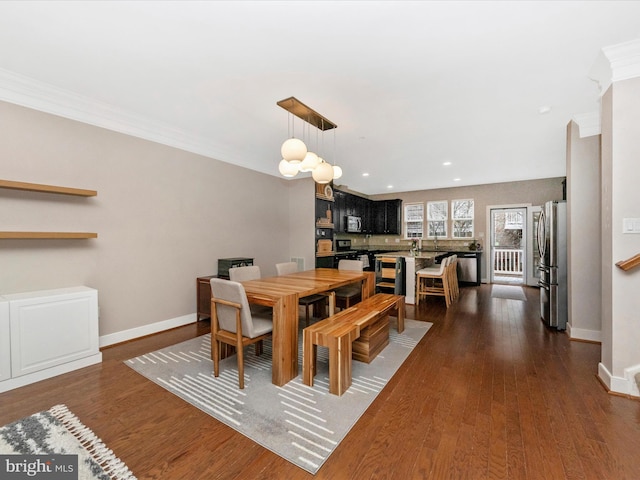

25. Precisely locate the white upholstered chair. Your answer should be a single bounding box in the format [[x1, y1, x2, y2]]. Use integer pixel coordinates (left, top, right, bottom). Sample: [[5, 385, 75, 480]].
[[276, 261, 328, 326], [228, 265, 271, 316], [228, 265, 261, 282], [209, 278, 273, 389]]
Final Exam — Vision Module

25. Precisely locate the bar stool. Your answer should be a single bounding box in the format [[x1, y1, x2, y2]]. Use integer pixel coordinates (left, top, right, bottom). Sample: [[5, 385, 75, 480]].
[[447, 254, 459, 303], [416, 256, 452, 307]]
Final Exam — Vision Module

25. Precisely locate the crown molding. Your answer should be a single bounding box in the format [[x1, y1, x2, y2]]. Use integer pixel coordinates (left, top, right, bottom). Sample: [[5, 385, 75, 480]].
[[0, 67, 235, 163], [589, 37, 640, 95], [572, 111, 601, 138]]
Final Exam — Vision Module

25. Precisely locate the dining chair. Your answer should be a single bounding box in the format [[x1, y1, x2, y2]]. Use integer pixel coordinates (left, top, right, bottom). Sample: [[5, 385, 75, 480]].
[[416, 255, 452, 307], [228, 265, 271, 316], [276, 261, 328, 326], [228, 265, 261, 282], [209, 278, 273, 389], [335, 259, 364, 310]]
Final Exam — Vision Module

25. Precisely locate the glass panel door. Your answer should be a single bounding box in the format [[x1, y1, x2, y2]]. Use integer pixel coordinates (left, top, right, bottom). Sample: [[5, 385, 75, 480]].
[[490, 207, 526, 284]]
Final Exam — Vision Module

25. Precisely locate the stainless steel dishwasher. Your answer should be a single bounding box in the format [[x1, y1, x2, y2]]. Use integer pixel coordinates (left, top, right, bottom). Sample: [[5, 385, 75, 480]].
[[457, 253, 480, 285]]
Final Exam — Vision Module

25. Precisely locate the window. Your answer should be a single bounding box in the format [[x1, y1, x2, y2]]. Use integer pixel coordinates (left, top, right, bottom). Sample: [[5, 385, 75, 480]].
[[403, 202, 424, 239], [452, 199, 474, 238], [427, 201, 447, 238], [504, 211, 524, 229]]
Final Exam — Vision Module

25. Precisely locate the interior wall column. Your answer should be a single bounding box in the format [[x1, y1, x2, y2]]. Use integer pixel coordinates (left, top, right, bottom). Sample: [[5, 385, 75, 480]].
[[565, 116, 601, 341], [589, 38, 640, 396]]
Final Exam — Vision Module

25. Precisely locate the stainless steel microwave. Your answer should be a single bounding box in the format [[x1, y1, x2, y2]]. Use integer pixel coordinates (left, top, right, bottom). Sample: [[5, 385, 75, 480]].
[[346, 215, 362, 233]]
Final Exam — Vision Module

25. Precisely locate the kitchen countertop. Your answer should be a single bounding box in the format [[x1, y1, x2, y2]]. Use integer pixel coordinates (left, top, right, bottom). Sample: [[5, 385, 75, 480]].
[[374, 251, 436, 259]]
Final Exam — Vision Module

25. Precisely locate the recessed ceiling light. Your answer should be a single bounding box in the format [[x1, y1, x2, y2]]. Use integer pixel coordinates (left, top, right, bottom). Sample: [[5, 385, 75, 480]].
[[362, 172, 369, 177], [538, 105, 552, 114], [387, 185, 393, 189], [453, 178, 461, 182], [443, 161, 452, 166]]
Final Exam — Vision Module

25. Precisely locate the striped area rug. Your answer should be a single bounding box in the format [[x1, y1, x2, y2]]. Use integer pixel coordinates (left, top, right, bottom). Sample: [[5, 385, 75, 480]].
[[125, 318, 431, 474]]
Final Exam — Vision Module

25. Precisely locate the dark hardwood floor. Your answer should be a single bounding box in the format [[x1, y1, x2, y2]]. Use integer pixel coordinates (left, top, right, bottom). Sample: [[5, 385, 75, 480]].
[[2, 284, 639, 479]]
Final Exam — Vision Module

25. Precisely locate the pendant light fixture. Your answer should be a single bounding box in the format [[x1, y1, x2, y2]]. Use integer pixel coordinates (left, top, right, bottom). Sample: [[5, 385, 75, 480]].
[[277, 97, 342, 182], [312, 158, 334, 184], [280, 112, 307, 164]]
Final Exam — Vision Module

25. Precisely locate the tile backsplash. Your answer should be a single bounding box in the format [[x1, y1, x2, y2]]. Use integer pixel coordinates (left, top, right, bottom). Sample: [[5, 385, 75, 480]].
[[336, 234, 482, 251]]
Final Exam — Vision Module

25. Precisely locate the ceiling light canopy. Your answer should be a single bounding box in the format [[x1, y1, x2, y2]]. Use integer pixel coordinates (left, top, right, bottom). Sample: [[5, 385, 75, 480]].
[[277, 97, 342, 184]]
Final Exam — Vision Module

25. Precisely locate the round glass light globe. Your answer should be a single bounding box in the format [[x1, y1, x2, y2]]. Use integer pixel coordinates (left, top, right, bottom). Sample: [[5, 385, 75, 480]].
[[312, 161, 334, 184], [279, 159, 299, 177], [332, 165, 343, 179], [281, 138, 307, 162], [299, 151, 320, 172]]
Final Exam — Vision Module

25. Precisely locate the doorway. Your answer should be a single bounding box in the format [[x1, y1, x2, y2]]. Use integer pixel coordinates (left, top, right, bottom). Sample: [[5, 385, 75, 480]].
[[490, 207, 527, 284]]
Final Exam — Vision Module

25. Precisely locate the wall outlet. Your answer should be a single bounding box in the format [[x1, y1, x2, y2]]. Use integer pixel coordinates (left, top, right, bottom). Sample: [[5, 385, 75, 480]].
[[395, 238, 400, 243], [385, 238, 389, 243]]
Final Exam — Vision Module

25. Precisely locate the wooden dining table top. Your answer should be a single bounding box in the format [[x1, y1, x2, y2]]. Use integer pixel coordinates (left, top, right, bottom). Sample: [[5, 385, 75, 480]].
[[240, 268, 371, 300]]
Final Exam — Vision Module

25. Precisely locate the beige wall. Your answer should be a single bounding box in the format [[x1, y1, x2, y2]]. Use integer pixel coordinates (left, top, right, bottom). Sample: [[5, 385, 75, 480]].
[[600, 77, 640, 388], [0, 101, 313, 343], [566, 121, 601, 340]]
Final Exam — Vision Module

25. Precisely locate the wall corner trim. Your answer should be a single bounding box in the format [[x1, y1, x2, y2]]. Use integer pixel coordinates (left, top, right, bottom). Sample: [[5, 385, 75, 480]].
[[571, 112, 601, 138], [599, 362, 640, 397], [589, 37, 640, 95]]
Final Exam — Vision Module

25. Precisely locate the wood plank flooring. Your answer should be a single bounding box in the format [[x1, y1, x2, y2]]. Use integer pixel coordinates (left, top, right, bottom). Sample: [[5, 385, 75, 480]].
[[2, 284, 639, 479]]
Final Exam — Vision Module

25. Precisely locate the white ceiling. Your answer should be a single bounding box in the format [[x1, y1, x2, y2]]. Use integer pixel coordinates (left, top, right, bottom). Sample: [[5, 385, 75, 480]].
[[1, 1, 639, 195]]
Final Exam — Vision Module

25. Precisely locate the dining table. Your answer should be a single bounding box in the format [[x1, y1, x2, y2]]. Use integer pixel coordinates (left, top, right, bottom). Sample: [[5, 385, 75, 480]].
[[239, 268, 375, 386]]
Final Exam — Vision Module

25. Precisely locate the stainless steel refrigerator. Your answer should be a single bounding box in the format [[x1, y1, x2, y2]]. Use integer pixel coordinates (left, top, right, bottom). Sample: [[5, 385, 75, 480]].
[[537, 200, 567, 330]]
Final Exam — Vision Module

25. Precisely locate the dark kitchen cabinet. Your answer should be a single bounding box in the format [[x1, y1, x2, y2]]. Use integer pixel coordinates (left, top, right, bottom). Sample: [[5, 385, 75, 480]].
[[372, 199, 402, 234], [347, 194, 359, 217], [354, 195, 373, 233], [333, 190, 347, 233], [332, 189, 401, 235]]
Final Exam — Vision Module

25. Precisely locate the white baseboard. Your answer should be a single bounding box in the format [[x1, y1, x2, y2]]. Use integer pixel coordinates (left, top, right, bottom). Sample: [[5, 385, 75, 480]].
[[624, 364, 640, 397], [0, 353, 102, 393], [567, 324, 602, 343], [99, 313, 197, 348], [598, 362, 640, 397]]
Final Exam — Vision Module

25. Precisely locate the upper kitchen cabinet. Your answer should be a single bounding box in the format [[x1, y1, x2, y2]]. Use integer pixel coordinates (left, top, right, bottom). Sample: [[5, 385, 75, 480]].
[[332, 188, 401, 235], [372, 199, 402, 235], [354, 194, 373, 233], [333, 189, 347, 233]]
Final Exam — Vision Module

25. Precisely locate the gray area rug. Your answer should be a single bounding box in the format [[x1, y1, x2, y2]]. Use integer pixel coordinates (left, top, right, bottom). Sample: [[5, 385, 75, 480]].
[[491, 284, 527, 301], [0, 404, 137, 479], [126, 318, 431, 474]]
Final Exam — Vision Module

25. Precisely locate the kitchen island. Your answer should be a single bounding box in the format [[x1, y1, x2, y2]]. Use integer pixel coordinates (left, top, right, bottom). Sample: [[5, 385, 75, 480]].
[[374, 249, 483, 303], [374, 251, 435, 304]]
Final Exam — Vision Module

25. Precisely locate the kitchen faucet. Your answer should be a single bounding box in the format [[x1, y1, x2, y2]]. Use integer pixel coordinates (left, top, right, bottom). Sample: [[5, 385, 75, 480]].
[[434, 235, 438, 251]]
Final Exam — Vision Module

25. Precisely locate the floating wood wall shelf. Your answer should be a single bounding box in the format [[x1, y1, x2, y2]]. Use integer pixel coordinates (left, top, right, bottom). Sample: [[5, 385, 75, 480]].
[[0, 179, 97, 197], [0, 179, 97, 239], [0, 232, 97, 239]]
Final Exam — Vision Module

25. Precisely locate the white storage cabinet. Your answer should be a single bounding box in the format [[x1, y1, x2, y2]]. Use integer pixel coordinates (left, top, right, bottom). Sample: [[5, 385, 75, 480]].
[[0, 286, 102, 393]]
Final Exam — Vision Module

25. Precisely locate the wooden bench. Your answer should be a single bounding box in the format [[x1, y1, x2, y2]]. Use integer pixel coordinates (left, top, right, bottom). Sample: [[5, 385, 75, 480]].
[[351, 293, 405, 362], [302, 293, 405, 395]]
